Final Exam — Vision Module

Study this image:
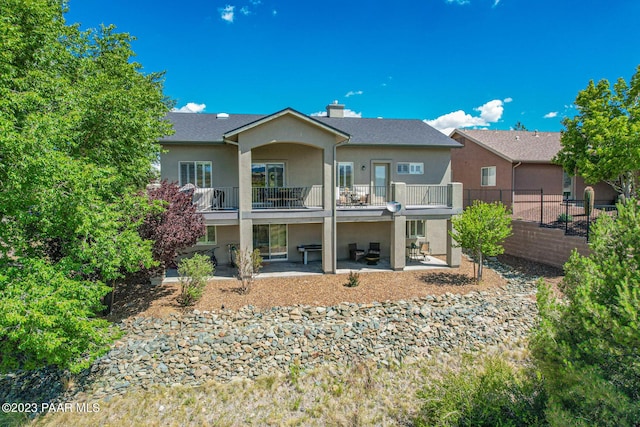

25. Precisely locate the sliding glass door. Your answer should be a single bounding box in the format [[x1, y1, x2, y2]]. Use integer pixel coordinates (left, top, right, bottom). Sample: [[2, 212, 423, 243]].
[[252, 163, 285, 188], [253, 224, 287, 260]]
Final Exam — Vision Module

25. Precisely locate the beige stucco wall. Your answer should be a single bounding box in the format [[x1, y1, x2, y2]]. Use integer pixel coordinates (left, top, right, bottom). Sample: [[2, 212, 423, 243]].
[[335, 221, 392, 260], [251, 143, 323, 187], [337, 146, 453, 185], [161, 144, 239, 188], [287, 223, 323, 263]]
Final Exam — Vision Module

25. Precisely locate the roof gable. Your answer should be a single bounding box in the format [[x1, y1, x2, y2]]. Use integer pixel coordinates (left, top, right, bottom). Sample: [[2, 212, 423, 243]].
[[223, 108, 350, 143], [451, 129, 561, 163]]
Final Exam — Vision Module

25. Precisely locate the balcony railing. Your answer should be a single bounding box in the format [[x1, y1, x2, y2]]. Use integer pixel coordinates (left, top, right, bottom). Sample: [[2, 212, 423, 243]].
[[252, 185, 323, 209], [192, 187, 239, 211], [337, 185, 388, 207], [405, 185, 451, 207]]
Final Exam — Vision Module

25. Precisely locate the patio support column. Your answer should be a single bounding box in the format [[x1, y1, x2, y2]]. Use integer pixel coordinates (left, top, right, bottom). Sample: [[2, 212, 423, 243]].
[[390, 215, 406, 271], [390, 182, 407, 271], [447, 182, 463, 267], [322, 216, 334, 273], [238, 144, 254, 254]]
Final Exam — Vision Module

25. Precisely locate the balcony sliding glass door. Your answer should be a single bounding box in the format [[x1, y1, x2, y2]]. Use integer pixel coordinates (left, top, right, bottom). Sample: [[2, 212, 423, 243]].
[[252, 163, 285, 188]]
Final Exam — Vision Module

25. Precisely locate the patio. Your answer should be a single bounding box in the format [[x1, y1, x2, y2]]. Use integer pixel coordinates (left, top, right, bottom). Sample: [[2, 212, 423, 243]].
[[164, 255, 448, 282]]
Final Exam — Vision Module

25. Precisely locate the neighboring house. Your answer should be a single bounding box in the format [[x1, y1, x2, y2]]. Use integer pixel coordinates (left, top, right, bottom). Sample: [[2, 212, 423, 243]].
[[160, 103, 463, 273], [449, 129, 618, 204]]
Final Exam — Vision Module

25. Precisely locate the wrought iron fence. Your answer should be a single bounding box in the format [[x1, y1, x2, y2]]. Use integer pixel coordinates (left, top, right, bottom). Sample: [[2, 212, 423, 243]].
[[464, 188, 618, 240]]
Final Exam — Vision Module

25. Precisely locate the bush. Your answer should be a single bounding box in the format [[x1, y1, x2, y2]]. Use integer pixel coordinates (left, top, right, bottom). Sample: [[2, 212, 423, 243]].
[[177, 254, 213, 306], [344, 271, 360, 287], [415, 356, 547, 427], [531, 199, 640, 425], [556, 212, 573, 223], [234, 248, 263, 294], [139, 180, 205, 272]]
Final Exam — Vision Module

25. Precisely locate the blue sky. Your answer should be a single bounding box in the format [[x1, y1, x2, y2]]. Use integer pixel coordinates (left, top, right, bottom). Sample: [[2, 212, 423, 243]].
[[66, 0, 640, 134]]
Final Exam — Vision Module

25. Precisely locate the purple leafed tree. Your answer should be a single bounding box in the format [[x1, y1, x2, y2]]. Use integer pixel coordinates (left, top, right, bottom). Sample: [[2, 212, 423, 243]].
[[139, 180, 205, 271]]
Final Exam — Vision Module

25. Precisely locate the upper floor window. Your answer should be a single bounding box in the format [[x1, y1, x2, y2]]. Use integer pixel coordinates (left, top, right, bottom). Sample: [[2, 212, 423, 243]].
[[481, 166, 496, 187], [337, 162, 354, 188], [397, 162, 424, 175], [180, 161, 212, 187]]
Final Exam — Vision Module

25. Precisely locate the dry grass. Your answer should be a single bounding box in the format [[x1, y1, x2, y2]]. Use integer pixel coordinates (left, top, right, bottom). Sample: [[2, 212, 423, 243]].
[[26, 346, 532, 427]]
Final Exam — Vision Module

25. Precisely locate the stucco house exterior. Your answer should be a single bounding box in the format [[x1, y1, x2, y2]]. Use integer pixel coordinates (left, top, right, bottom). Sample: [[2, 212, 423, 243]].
[[449, 129, 618, 205], [160, 103, 463, 273]]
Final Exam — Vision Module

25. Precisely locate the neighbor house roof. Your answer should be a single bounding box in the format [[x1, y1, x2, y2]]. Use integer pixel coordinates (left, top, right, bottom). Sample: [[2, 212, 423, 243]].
[[162, 110, 461, 148], [450, 129, 561, 163]]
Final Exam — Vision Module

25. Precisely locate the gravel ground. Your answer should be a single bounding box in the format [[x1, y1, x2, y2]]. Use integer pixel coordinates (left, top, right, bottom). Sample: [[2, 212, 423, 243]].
[[108, 255, 559, 320]]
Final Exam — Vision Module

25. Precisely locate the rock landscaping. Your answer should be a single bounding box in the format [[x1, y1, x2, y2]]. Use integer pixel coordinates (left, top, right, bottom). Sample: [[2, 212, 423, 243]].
[[1, 259, 541, 405]]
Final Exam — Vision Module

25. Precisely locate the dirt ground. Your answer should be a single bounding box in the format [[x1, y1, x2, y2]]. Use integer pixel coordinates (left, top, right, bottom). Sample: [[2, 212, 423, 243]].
[[107, 255, 563, 321]]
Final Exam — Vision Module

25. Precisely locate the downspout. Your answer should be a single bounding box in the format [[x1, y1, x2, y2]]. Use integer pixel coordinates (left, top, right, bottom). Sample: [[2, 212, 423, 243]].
[[512, 162, 521, 209]]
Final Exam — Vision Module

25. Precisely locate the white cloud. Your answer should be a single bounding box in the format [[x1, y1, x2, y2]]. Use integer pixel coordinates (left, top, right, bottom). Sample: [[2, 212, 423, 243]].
[[544, 111, 558, 118], [345, 90, 363, 98], [220, 5, 235, 23], [493, 0, 501, 6], [426, 98, 508, 134], [272, 9, 278, 16], [503, 97, 513, 103], [240, 6, 250, 15], [446, 0, 470, 4], [249, 0, 261, 4], [172, 103, 206, 113], [310, 109, 362, 118]]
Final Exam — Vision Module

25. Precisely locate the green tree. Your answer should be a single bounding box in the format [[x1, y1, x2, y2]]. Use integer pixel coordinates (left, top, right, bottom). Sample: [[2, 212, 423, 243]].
[[449, 201, 512, 283], [0, 0, 172, 372], [554, 65, 640, 199], [531, 200, 640, 425], [513, 121, 528, 131]]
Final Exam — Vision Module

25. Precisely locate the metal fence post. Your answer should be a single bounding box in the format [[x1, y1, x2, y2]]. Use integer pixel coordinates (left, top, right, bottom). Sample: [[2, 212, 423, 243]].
[[539, 188, 544, 226], [565, 197, 569, 235]]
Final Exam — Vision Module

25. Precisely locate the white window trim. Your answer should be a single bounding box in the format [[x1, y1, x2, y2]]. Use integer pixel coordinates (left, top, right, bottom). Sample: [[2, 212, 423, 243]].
[[179, 161, 212, 187], [197, 225, 217, 245], [337, 162, 354, 188], [481, 166, 496, 187], [406, 220, 426, 238], [397, 162, 424, 175]]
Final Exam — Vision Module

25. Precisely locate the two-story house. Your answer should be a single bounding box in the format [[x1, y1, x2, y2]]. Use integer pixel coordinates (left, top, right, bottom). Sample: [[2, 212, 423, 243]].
[[160, 103, 463, 273]]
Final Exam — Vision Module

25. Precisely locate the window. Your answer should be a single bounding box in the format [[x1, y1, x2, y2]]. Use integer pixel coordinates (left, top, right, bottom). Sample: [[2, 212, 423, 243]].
[[562, 171, 574, 199], [180, 161, 212, 187], [253, 224, 287, 260], [397, 162, 424, 175], [481, 166, 496, 187], [197, 226, 216, 245], [406, 220, 426, 238], [337, 162, 354, 188], [252, 163, 285, 188]]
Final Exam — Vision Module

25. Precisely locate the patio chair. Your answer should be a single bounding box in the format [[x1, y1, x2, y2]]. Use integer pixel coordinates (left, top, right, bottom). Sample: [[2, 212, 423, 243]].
[[368, 242, 381, 256], [349, 243, 366, 262], [420, 242, 431, 261]]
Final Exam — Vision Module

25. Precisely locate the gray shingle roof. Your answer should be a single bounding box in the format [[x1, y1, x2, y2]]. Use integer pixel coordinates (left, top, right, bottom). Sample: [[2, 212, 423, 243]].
[[452, 129, 561, 163], [162, 110, 461, 148]]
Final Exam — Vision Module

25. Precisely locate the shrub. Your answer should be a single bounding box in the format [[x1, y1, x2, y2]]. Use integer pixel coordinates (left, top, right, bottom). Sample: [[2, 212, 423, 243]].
[[234, 248, 263, 294], [344, 271, 360, 287], [415, 356, 547, 427], [556, 212, 573, 223], [177, 254, 213, 306], [139, 180, 205, 273], [531, 199, 640, 425]]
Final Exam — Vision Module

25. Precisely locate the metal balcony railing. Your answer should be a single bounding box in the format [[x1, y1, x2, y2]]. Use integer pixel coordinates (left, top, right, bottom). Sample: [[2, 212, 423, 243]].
[[191, 187, 239, 211], [405, 185, 451, 207], [252, 185, 323, 209]]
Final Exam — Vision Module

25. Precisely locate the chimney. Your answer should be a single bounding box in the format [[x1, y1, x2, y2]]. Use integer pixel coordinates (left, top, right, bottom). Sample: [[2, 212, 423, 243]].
[[326, 100, 345, 118]]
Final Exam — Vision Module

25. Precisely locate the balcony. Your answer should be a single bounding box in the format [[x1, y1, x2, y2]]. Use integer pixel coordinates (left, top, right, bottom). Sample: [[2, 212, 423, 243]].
[[337, 184, 452, 208], [192, 187, 239, 211], [406, 185, 451, 207], [252, 185, 323, 209], [337, 185, 388, 207]]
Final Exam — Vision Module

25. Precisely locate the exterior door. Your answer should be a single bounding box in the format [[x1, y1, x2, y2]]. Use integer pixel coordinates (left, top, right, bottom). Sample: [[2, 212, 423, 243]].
[[373, 163, 389, 201]]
